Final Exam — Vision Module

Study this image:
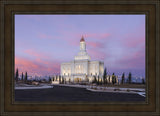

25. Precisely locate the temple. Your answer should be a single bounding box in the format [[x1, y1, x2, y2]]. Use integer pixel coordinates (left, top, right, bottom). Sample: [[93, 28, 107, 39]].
[[60, 36, 104, 83]]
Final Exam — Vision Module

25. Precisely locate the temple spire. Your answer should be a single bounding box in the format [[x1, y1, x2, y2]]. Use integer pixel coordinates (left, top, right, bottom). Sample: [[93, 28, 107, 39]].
[[74, 36, 91, 60]]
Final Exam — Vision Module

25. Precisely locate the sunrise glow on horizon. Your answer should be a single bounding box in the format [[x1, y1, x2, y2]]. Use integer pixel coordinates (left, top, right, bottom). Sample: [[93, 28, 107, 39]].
[[15, 15, 145, 78]]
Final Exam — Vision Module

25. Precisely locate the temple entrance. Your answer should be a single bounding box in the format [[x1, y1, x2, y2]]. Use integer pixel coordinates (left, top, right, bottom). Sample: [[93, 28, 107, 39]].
[[74, 78, 82, 83]]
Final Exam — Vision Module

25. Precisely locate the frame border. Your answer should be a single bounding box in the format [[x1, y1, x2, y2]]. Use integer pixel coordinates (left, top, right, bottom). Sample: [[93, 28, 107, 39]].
[[0, 0, 160, 115]]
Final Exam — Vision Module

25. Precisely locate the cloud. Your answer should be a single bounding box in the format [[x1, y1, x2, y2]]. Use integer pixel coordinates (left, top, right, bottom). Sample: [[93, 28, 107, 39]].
[[15, 56, 61, 76], [15, 57, 43, 72], [24, 49, 41, 57], [69, 35, 107, 48], [85, 33, 110, 40], [123, 36, 145, 48], [24, 49, 52, 60], [38, 33, 53, 39], [69, 39, 79, 46], [86, 41, 104, 48], [88, 49, 106, 60], [113, 46, 145, 69], [121, 25, 145, 48], [102, 45, 145, 77]]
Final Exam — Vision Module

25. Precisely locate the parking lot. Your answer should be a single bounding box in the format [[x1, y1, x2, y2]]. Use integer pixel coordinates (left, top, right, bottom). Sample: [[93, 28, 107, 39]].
[[15, 85, 145, 102]]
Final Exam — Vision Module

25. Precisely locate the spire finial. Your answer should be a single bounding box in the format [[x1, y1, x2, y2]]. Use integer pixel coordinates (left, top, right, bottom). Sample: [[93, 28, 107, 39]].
[[80, 35, 85, 42]]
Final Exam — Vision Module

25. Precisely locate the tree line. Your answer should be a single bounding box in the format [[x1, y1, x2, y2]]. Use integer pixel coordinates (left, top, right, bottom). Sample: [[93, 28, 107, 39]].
[[15, 68, 28, 83], [102, 68, 118, 85], [102, 67, 145, 85], [15, 67, 145, 85]]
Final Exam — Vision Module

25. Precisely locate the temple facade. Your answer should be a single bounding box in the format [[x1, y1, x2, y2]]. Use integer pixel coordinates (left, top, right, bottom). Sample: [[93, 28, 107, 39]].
[[60, 36, 104, 83]]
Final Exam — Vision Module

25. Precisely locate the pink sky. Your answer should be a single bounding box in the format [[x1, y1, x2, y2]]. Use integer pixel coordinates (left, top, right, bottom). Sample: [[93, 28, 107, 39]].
[[15, 15, 145, 78]]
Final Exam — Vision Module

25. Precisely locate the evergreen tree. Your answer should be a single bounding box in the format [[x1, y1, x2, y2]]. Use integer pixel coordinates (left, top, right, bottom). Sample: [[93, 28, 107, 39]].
[[128, 72, 132, 84], [59, 76, 61, 83], [142, 78, 145, 84], [62, 76, 64, 84], [64, 78, 66, 84], [100, 78, 102, 85], [92, 76, 97, 84], [112, 73, 116, 85], [98, 75, 100, 85], [103, 67, 107, 85], [49, 76, 51, 83], [109, 76, 111, 83], [121, 72, 125, 84], [21, 72, 24, 81], [15, 68, 19, 82], [25, 72, 28, 83], [56, 75, 58, 81]]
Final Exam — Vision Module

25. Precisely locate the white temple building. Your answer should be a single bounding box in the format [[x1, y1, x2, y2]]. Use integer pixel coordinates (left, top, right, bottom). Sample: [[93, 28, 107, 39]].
[[61, 36, 104, 83]]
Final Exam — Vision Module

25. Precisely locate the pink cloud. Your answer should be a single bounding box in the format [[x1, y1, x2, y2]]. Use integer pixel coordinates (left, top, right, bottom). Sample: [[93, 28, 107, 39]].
[[38, 33, 52, 39], [122, 27, 145, 48], [88, 49, 105, 60], [37, 33, 110, 48], [69, 39, 79, 46], [24, 49, 40, 57], [100, 33, 110, 39], [59, 33, 110, 46], [24, 49, 50, 59], [15, 57, 43, 72], [123, 36, 145, 48], [15, 56, 61, 76], [86, 41, 104, 48], [85, 33, 110, 40], [114, 47, 145, 69], [69, 36, 106, 49]]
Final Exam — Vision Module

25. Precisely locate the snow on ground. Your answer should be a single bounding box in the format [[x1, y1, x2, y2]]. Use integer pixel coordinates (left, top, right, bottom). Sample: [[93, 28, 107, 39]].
[[15, 84, 53, 90]]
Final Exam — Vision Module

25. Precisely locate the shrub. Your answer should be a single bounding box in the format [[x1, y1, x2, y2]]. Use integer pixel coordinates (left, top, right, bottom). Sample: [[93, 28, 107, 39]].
[[127, 89, 130, 92]]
